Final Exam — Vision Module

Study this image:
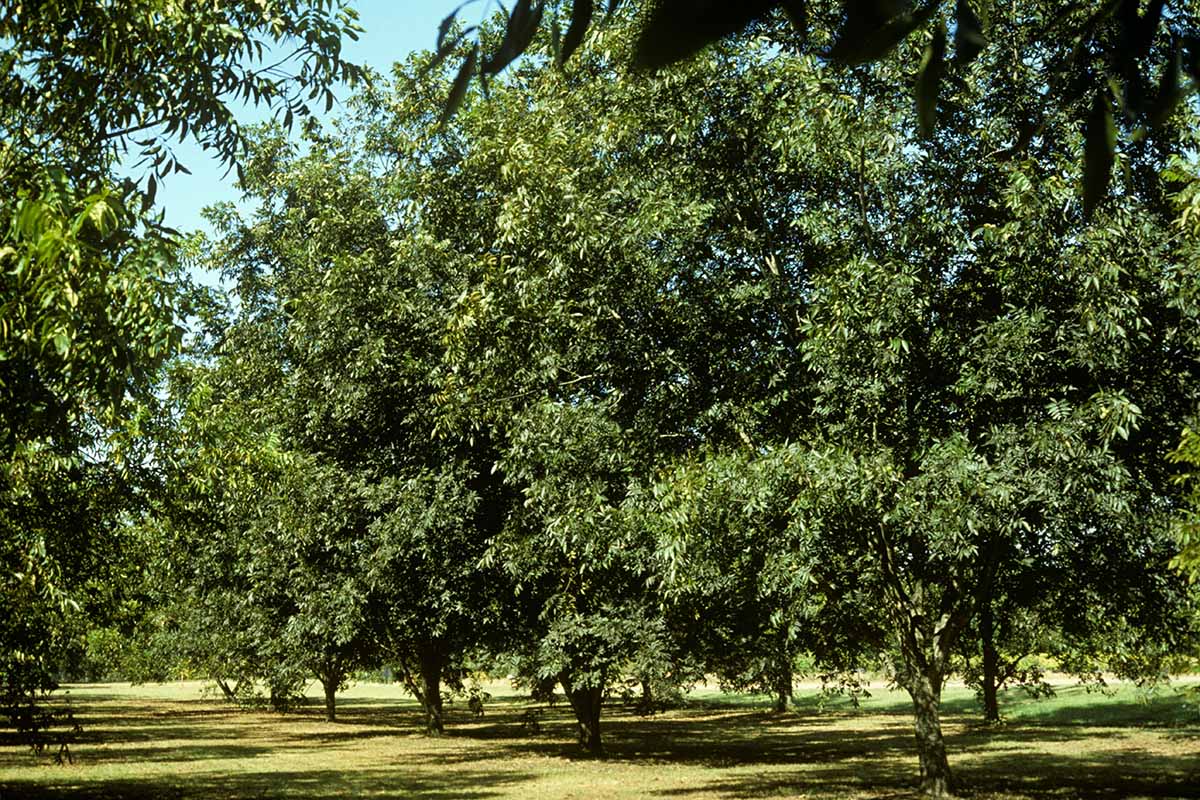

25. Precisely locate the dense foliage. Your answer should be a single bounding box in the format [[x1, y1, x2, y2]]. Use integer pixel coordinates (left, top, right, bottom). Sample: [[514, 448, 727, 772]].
[[0, 0, 363, 736], [3, 3, 1199, 799]]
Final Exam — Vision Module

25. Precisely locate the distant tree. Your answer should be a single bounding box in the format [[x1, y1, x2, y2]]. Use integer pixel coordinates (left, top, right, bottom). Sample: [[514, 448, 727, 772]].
[[174, 116, 513, 731], [383, 14, 836, 751], [653, 450, 883, 713], [1169, 428, 1200, 583]]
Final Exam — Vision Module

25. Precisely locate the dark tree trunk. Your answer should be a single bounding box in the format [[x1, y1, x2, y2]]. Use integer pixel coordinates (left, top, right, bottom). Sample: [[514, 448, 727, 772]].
[[638, 681, 657, 714], [980, 598, 1001, 724], [269, 685, 287, 712], [561, 673, 604, 756], [907, 668, 954, 798], [215, 678, 237, 702], [772, 658, 792, 713], [417, 641, 445, 735], [319, 674, 338, 722]]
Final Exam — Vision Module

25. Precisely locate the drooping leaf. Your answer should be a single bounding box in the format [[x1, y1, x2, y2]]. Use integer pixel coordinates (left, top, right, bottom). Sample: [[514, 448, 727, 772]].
[[561, 0, 594, 64], [916, 23, 946, 139], [633, 0, 776, 70], [953, 0, 985, 65], [1083, 91, 1117, 218], [1148, 38, 1182, 128], [829, 0, 939, 66], [482, 0, 545, 75], [437, 5, 459, 50], [1134, 0, 1166, 59], [551, 11, 562, 64], [1183, 34, 1200, 80], [414, 25, 480, 89], [779, 0, 808, 34], [440, 45, 478, 128]]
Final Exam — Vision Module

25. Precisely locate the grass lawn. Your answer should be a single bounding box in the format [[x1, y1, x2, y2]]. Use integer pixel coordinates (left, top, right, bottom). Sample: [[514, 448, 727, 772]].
[[1, 678, 1197, 799]]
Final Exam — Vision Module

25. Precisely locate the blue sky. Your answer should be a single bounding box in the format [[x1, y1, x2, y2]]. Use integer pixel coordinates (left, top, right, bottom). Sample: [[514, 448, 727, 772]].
[[150, 0, 456, 237]]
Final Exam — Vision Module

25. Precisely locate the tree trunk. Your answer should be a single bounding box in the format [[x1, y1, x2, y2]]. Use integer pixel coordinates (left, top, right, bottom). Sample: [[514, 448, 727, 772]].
[[907, 669, 954, 798], [215, 678, 237, 702], [319, 674, 338, 722], [269, 684, 288, 712], [980, 598, 1001, 724], [417, 641, 445, 735], [561, 673, 604, 756], [772, 658, 792, 713], [639, 677, 654, 714]]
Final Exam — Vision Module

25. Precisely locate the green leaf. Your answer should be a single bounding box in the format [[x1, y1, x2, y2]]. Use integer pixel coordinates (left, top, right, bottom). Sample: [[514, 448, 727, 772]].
[[633, 0, 775, 70], [916, 23, 946, 139], [953, 0, 985, 65], [561, 0, 594, 64], [1083, 91, 1116, 219], [440, 45, 478, 129]]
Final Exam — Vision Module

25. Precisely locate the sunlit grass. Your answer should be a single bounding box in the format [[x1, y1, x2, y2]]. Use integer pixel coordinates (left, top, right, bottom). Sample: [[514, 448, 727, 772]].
[[1, 677, 1196, 799]]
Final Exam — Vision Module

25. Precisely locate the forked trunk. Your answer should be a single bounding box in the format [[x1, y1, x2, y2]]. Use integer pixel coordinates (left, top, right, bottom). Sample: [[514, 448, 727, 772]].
[[907, 669, 954, 798], [215, 678, 237, 702], [561, 673, 604, 756]]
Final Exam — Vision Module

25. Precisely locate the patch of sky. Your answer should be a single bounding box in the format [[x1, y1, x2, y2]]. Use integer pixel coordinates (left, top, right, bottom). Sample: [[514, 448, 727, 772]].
[[116, 1, 459, 289]]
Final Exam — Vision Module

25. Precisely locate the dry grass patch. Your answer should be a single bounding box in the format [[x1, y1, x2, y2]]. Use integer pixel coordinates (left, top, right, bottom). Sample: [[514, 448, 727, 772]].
[[0, 680, 1196, 799]]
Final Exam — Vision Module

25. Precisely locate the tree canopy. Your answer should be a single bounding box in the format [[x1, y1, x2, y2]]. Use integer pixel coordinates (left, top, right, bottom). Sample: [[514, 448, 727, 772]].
[[3, 3, 1198, 799], [433, 0, 1200, 215]]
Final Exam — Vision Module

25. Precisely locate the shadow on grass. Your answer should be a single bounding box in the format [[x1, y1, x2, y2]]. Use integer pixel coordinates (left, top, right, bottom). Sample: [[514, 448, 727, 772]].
[[4, 687, 1196, 799], [0, 765, 532, 799]]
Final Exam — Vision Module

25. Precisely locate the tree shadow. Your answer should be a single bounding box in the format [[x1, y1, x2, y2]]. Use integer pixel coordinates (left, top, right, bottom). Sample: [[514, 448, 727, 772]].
[[4, 686, 1195, 799], [0, 765, 533, 799]]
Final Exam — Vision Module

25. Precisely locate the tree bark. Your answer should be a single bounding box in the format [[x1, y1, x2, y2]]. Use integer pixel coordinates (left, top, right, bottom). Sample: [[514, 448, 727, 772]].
[[269, 684, 288, 712], [980, 598, 1001, 724], [907, 668, 954, 798], [772, 658, 792, 713], [417, 641, 445, 735], [319, 673, 338, 722], [561, 673, 604, 756], [215, 678, 237, 702]]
